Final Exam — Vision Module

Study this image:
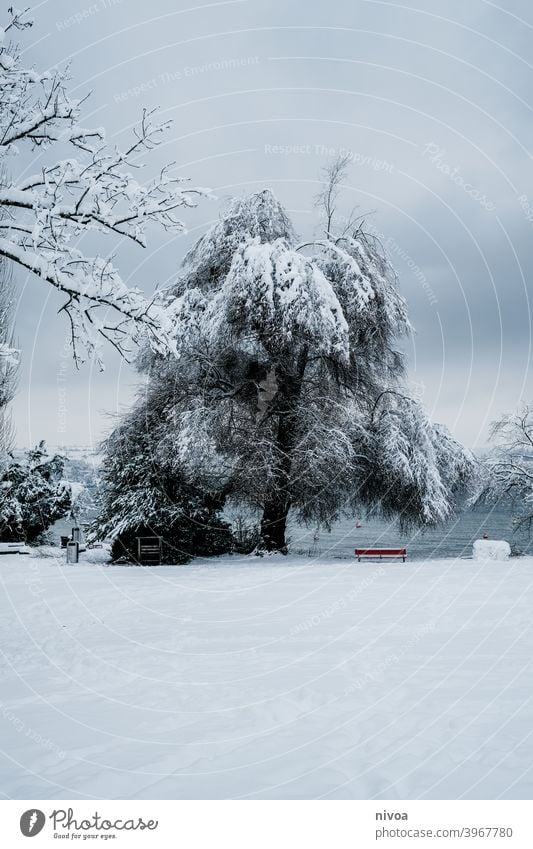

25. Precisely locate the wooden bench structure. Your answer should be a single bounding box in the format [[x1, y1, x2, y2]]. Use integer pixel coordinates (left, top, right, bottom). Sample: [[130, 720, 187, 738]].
[[355, 548, 407, 563], [136, 536, 163, 565]]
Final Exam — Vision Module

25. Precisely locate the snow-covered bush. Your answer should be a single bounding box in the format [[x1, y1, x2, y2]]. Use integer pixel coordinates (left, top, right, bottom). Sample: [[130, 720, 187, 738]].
[[231, 513, 261, 554], [0, 441, 71, 543]]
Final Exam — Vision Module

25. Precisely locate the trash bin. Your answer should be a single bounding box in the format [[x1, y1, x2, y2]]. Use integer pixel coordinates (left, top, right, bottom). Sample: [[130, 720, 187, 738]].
[[60, 536, 70, 549], [66, 540, 79, 564]]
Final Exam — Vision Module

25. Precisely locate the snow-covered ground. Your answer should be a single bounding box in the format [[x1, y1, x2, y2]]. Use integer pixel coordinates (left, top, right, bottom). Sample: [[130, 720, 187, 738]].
[[0, 550, 532, 800]]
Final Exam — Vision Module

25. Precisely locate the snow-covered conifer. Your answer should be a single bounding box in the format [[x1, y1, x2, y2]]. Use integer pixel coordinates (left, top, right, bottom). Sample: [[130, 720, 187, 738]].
[[92, 397, 231, 563]]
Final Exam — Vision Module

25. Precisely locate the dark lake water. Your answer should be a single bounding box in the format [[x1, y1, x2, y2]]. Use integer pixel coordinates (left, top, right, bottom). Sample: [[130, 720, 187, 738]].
[[54, 506, 530, 562], [287, 508, 531, 560]]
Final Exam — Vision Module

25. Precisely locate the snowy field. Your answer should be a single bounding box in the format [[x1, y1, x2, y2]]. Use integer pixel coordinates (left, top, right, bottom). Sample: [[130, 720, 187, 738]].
[[0, 550, 532, 800]]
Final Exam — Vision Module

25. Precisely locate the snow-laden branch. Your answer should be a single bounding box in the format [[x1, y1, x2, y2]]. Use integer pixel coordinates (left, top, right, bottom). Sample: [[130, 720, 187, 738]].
[[0, 341, 18, 365], [0, 8, 210, 365]]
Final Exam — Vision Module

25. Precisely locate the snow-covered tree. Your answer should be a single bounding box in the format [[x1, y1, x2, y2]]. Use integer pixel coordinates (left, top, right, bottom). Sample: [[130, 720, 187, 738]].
[[92, 399, 231, 563], [122, 178, 475, 553], [0, 255, 17, 463], [0, 441, 71, 543], [473, 403, 533, 533], [0, 157, 18, 463], [0, 8, 208, 365]]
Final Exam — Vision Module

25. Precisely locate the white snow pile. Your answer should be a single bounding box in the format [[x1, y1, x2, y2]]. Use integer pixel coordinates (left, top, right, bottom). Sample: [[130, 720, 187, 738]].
[[0, 552, 532, 800], [472, 539, 511, 561]]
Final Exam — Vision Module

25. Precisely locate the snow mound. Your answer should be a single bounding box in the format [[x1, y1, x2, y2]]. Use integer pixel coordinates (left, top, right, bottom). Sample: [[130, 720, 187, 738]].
[[27, 545, 63, 559], [473, 539, 511, 561], [81, 545, 111, 565]]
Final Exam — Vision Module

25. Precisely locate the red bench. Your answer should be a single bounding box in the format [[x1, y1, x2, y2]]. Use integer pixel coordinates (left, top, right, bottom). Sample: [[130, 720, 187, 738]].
[[355, 548, 407, 563]]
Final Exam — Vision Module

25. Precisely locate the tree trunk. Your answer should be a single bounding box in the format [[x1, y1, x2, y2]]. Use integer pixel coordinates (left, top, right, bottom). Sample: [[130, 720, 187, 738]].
[[259, 417, 293, 553], [257, 350, 307, 554], [259, 494, 290, 553]]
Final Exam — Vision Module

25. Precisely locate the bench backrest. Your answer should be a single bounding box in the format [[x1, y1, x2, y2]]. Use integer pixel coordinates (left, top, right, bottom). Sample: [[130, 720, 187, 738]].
[[355, 548, 406, 556]]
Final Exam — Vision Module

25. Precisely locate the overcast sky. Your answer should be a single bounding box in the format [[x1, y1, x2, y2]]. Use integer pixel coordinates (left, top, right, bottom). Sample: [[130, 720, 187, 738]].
[[8, 0, 533, 450]]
